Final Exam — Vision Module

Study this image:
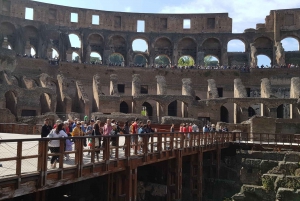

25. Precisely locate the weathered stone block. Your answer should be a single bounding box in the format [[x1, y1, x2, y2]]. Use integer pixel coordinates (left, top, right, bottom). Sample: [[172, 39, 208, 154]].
[[284, 152, 300, 163], [260, 160, 278, 174], [275, 175, 300, 190], [276, 187, 300, 201], [262, 174, 278, 191]]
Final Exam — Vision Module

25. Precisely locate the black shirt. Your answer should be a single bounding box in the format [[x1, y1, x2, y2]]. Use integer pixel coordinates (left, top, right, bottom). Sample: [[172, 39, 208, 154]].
[[41, 124, 52, 138]]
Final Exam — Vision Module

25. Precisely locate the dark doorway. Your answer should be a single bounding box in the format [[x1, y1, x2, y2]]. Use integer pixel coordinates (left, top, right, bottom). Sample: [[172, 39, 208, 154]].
[[5, 91, 17, 116], [168, 101, 177, 116], [142, 102, 152, 117], [120, 101, 129, 113], [220, 106, 229, 122], [277, 104, 284, 118], [195, 96, 201, 100], [40, 93, 51, 115], [248, 107, 256, 117]]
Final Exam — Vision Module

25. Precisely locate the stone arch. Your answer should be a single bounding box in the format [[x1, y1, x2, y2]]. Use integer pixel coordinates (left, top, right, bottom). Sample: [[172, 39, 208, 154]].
[[24, 25, 38, 39], [142, 102, 153, 117], [257, 54, 272, 67], [178, 55, 195, 67], [204, 55, 220, 67], [177, 37, 197, 60], [40, 93, 52, 114], [133, 54, 148, 67], [87, 33, 104, 55], [69, 33, 81, 48], [120, 101, 129, 114], [227, 39, 246, 52], [154, 54, 171, 66], [253, 36, 273, 59], [153, 37, 173, 57], [220, 105, 229, 123], [109, 53, 125, 66], [202, 38, 221, 60], [90, 52, 102, 64], [0, 22, 16, 36], [132, 38, 149, 52], [281, 37, 299, 51], [5, 90, 17, 117], [108, 35, 126, 55]]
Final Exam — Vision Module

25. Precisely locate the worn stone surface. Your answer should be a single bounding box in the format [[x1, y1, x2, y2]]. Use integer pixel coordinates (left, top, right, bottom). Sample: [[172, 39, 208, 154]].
[[276, 187, 300, 201], [207, 79, 219, 99], [234, 78, 247, 98]]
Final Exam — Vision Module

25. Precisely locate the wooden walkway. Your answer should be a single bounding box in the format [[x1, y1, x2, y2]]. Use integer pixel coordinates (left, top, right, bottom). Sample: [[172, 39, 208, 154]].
[[0, 132, 299, 201]]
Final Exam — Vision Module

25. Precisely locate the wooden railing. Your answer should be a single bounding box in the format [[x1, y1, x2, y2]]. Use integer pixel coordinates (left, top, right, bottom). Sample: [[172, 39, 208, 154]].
[[1, 131, 300, 198]]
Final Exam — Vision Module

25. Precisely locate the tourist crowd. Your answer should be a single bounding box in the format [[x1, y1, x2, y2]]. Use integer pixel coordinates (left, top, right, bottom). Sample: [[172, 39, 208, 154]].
[[42, 117, 229, 169]]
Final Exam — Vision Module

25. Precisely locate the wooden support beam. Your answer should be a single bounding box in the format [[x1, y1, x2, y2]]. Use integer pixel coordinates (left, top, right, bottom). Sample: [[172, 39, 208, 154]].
[[125, 167, 137, 201], [216, 146, 221, 179]]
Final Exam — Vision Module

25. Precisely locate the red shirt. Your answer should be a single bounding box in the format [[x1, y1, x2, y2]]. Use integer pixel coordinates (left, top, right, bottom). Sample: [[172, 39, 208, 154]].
[[179, 126, 183, 132], [182, 127, 187, 132], [188, 126, 193, 132], [132, 122, 138, 134]]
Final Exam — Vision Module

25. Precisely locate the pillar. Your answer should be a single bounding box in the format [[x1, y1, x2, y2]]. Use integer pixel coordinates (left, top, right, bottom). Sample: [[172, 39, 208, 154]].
[[189, 149, 203, 201], [156, 75, 167, 95], [261, 78, 272, 98], [25, 40, 31, 55], [167, 150, 183, 200], [207, 79, 219, 99], [2, 37, 9, 49], [125, 167, 138, 201], [132, 74, 141, 97], [110, 74, 119, 96]]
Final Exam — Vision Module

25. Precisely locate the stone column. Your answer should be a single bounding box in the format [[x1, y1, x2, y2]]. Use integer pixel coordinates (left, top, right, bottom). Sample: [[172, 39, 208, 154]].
[[182, 78, 195, 118], [24, 40, 31, 55], [66, 49, 73, 62], [156, 75, 167, 95], [2, 37, 9, 49], [110, 74, 119, 96], [261, 78, 272, 117], [290, 77, 300, 119], [132, 74, 141, 96], [234, 79, 248, 123], [207, 79, 219, 99], [196, 51, 204, 66]]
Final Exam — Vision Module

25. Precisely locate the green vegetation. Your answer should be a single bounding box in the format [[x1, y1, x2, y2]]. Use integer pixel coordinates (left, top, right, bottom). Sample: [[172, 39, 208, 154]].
[[109, 54, 124, 64], [204, 55, 218, 66], [178, 56, 194, 66], [90, 56, 101, 63], [155, 56, 170, 65], [134, 55, 147, 65], [262, 175, 276, 191]]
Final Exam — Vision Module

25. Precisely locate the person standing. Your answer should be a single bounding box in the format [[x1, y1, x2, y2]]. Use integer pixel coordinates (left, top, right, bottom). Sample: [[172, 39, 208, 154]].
[[47, 123, 68, 168], [41, 118, 52, 138]]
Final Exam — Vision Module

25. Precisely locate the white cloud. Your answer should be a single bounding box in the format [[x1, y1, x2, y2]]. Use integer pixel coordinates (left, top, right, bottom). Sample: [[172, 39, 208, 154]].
[[160, 0, 300, 33]]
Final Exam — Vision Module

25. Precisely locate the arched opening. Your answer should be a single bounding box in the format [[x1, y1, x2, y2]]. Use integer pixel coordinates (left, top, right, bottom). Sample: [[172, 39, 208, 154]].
[[132, 39, 148, 52], [69, 33, 81, 48], [52, 48, 59, 59], [90, 52, 102, 64], [72, 52, 80, 62], [178, 37, 197, 60], [0, 22, 16, 37], [109, 53, 124, 66], [202, 38, 221, 59], [142, 102, 153, 117], [257, 55, 271, 68], [227, 39, 245, 52], [120, 101, 129, 114], [204, 55, 219, 67], [168, 101, 177, 116], [281, 37, 299, 51], [40, 93, 51, 115], [220, 106, 229, 123], [178, 55, 195, 67], [153, 37, 172, 60], [5, 91, 17, 117], [195, 96, 201, 101], [155, 55, 171, 66], [108, 35, 126, 56], [133, 54, 147, 67], [248, 107, 256, 117], [277, 104, 284, 118]]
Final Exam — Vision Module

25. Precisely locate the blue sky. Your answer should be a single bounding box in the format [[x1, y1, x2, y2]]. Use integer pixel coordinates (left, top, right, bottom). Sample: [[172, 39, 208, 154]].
[[33, 0, 300, 66]]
